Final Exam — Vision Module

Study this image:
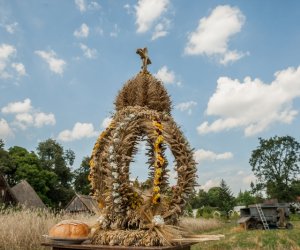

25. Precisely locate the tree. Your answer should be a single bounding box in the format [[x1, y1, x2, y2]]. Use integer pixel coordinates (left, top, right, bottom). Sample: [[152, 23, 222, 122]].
[[0, 140, 16, 185], [236, 190, 256, 207], [74, 156, 91, 195], [37, 139, 75, 207], [8, 146, 57, 205], [207, 187, 222, 208], [218, 179, 236, 218], [250, 136, 300, 201]]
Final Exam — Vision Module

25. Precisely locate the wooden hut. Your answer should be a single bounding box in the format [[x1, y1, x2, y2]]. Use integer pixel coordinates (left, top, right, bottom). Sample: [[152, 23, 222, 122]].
[[0, 174, 16, 205], [65, 193, 99, 214], [10, 180, 46, 209]]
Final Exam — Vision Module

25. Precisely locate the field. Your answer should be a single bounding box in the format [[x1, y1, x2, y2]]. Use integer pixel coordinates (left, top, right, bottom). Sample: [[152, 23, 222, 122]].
[[192, 220, 300, 250], [0, 208, 299, 250]]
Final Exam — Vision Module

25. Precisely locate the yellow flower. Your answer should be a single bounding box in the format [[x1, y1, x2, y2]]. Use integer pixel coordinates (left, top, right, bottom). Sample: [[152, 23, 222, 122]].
[[153, 121, 163, 131], [155, 168, 163, 175], [154, 178, 160, 186], [156, 135, 164, 144], [152, 193, 161, 204], [153, 186, 160, 193], [157, 155, 165, 165]]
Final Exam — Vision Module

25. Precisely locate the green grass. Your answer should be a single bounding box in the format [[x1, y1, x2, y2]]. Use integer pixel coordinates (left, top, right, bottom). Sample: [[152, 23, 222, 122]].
[[191, 221, 300, 250]]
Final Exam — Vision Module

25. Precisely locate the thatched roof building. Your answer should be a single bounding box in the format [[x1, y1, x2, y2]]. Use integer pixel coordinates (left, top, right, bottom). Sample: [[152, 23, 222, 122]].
[[0, 174, 16, 205], [65, 193, 99, 214], [10, 180, 46, 209]]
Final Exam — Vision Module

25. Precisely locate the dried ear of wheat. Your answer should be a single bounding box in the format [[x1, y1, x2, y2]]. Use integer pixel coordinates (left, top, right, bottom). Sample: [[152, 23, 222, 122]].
[[90, 57, 198, 246]]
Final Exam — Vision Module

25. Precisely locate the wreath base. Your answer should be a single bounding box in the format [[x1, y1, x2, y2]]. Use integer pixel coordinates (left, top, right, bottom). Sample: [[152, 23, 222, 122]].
[[91, 229, 165, 246]]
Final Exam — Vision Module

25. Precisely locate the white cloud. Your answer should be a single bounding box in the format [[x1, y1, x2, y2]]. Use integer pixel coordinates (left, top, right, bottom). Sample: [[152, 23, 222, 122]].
[[14, 113, 33, 129], [0, 119, 14, 139], [58, 122, 98, 141], [75, 0, 100, 12], [184, 5, 247, 65], [75, 0, 86, 12], [200, 179, 220, 191], [135, 0, 169, 33], [194, 149, 233, 164], [4, 22, 18, 34], [1, 98, 56, 130], [2, 98, 32, 114], [155, 66, 177, 85], [197, 65, 300, 136], [101, 117, 112, 129], [151, 18, 170, 40], [74, 23, 89, 38], [34, 112, 56, 127], [0, 44, 26, 80], [220, 50, 249, 65], [11, 62, 26, 76], [79, 43, 97, 59], [35, 50, 66, 75], [175, 101, 197, 115]]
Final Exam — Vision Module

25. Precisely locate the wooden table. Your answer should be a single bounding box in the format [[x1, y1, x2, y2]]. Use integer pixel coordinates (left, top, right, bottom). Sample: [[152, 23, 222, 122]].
[[41, 243, 192, 250]]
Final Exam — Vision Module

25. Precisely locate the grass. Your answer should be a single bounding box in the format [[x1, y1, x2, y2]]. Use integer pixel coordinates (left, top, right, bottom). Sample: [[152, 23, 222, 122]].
[[1, 207, 299, 250], [191, 220, 300, 250], [179, 217, 223, 232], [0, 207, 97, 250]]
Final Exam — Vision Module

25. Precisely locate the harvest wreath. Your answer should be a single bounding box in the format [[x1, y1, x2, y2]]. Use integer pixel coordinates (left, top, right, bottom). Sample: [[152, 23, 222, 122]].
[[85, 48, 222, 246]]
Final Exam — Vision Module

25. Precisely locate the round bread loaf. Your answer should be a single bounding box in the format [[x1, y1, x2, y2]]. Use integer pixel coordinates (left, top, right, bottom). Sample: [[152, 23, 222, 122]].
[[49, 220, 90, 239]]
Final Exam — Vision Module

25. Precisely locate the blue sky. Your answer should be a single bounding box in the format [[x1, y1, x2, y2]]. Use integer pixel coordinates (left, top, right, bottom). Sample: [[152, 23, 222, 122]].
[[1, 0, 300, 194]]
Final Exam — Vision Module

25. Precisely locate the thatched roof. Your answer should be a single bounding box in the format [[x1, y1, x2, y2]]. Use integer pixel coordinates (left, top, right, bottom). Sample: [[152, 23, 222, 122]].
[[65, 193, 99, 214], [10, 180, 46, 209], [0, 174, 16, 204]]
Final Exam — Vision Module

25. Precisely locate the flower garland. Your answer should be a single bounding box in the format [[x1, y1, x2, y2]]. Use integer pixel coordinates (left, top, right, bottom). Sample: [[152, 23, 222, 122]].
[[152, 120, 165, 205], [108, 113, 136, 212]]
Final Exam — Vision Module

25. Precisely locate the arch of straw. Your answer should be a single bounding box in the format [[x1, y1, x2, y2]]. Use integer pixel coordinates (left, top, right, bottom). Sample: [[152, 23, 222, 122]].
[[89, 49, 197, 246]]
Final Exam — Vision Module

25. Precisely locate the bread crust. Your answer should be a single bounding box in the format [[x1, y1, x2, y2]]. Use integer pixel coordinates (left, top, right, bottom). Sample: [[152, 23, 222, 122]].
[[49, 220, 90, 239]]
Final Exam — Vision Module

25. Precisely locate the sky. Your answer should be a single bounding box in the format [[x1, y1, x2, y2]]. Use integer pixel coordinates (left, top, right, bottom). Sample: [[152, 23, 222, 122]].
[[1, 0, 300, 195]]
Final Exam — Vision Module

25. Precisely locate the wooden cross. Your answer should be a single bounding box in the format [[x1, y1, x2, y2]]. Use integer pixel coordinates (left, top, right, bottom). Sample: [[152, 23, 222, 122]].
[[136, 47, 152, 72]]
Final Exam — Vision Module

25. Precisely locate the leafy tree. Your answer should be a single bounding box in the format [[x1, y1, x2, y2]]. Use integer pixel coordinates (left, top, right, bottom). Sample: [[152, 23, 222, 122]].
[[236, 190, 256, 207], [74, 156, 91, 195], [0, 140, 15, 185], [37, 139, 75, 207], [207, 187, 222, 208], [250, 135, 300, 201], [8, 146, 57, 205], [218, 179, 236, 218]]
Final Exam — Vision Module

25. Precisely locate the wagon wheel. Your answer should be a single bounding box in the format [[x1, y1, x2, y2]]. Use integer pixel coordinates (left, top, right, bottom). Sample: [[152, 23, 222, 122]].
[[255, 222, 264, 230], [247, 221, 256, 230], [89, 106, 197, 229]]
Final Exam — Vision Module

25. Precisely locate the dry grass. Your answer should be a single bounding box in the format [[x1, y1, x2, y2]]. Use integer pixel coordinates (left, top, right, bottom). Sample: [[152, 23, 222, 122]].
[[0, 207, 97, 250], [179, 217, 223, 233], [0, 207, 223, 250]]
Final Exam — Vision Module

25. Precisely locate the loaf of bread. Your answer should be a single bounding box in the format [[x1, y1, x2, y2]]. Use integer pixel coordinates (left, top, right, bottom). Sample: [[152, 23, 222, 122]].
[[49, 220, 90, 239]]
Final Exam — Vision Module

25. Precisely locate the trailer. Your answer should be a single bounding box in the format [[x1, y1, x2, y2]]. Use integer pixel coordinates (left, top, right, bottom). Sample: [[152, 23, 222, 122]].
[[238, 202, 293, 230]]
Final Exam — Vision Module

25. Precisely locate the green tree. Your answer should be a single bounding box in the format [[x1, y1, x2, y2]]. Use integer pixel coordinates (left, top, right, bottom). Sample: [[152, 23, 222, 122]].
[[218, 179, 236, 218], [207, 187, 221, 207], [236, 190, 256, 207], [74, 156, 91, 195], [0, 140, 15, 185], [8, 146, 57, 205], [250, 135, 300, 201], [37, 139, 75, 207]]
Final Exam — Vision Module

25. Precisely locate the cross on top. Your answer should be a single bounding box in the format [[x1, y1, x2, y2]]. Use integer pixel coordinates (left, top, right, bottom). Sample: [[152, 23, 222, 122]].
[[136, 47, 152, 72]]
